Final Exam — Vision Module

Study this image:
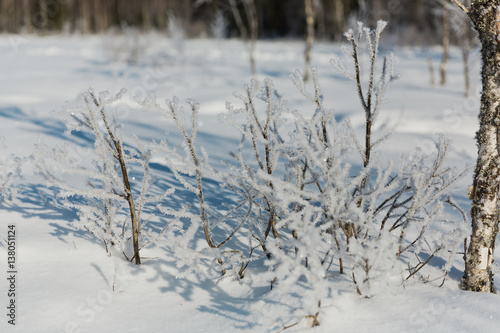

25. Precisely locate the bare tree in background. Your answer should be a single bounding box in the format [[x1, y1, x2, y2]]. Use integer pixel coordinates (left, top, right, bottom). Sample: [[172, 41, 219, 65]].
[[142, 0, 152, 31], [155, 0, 167, 29], [461, 3, 474, 97], [94, 0, 108, 33], [22, 0, 32, 33], [0, 0, 460, 40], [229, 0, 258, 78], [454, 0, 475, 97], [440, 1, 450, 85], [34, 0, 47, 29], [332, 0, 345, 39], [436, 0, 476, 96], [452, 0, 500, 293], [304, 0, 316, 81], [80, 0, 90, 34]]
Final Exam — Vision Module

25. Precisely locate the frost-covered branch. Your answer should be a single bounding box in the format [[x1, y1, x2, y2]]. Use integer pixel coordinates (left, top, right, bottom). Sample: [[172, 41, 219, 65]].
[[0, 152, 22, 202], [127, 21, 469, 328], [36, 89, 174, 264], [332, 21, 397, 169]]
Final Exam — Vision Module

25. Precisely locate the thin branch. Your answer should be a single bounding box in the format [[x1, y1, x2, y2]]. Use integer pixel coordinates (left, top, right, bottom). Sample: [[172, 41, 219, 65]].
[[452, 0, 469, 13], [275, 320, 300, 333]]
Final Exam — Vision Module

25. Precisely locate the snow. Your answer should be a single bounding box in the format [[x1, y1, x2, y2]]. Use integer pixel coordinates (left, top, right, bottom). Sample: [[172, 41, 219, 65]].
[[1, 32, 500, 332]]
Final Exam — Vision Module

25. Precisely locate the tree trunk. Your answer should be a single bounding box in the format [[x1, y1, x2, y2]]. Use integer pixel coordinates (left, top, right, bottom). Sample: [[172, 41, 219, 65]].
[[94, 0, 103, 33], [332, 0, 344, 40], [304, 0, 315, 81], [428, 57, 436, 87], [462, 0, 473, 97], [64, 0, 75, 33], [0, 0, 8, 31], [462, 1, 500, 293], [183, 0, 192, 35], [22, 0, 32, 33], [229, 0, 247, 39], [315, 0, 325, 40], [155, 0, 166, 29], [229, 0, 258, 79], [246, 0, 258, 79], [142, 0, 152, 31], [440, 2, 450, 85], [81, 0, 91, 34], [462, 29, 471, 97]]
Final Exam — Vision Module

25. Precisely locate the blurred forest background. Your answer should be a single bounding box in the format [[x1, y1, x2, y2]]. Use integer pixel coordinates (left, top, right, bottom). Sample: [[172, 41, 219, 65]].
[[0, 0, 473, 46]]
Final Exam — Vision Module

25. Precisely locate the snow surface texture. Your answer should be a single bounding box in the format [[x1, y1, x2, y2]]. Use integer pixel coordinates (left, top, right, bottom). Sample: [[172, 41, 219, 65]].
[[0, 31, 499, 333]]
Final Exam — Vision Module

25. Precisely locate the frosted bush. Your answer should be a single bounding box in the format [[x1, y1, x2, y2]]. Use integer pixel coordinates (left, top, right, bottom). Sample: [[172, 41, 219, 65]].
[[102, 25, 150, 66], [35, 89, 177, 264], [0, 140, 22, 202], [259, 23, 468, 320], [39, 20, 469, 329], [143, 21, 468, 327]]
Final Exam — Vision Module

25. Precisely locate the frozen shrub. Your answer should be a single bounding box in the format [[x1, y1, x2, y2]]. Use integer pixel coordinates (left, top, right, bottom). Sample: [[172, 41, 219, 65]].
[[102, 25, 150, 65], [35, 89, 176, 264], [0, 140, 22, 202], [144, 21, 468, 327], [41, 20, 468, 329]]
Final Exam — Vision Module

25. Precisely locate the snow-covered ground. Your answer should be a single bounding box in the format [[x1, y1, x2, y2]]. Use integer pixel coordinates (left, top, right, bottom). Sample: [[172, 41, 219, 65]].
[[1, 31, 500, 332]]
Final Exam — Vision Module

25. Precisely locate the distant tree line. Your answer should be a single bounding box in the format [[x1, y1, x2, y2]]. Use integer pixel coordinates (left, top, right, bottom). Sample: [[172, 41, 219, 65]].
[[0, 0, 463, 44]]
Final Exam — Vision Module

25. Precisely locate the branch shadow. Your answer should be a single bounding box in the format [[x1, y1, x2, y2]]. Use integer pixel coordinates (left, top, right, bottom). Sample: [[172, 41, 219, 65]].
[[141, 253, 288, 331], [0, 106, 94, 145]]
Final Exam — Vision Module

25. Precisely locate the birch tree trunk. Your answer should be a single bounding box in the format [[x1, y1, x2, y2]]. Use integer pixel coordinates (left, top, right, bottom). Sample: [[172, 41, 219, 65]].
[[0, 0, 9, 31], [462, 24, 471, 97], [304, 0, 315, 81], [461, 0, 473, 97], [94, 0, 104, 33], [332, 0, 344, 40], [229, 0, 258, 79], [38, 0, 48, 29], [22, 0, 32, 33], [246, 0, 258, 79], [183, 0, 192, 35], [458, 0, 500, 293], [155, 0, 166, 29], [440, 2, 450, 85], [80, 0, 91, 34], [142, 0, 152, 31]]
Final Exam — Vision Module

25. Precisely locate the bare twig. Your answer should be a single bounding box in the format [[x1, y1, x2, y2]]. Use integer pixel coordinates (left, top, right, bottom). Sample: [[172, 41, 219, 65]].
[[276, 321, 299, 333], [452, 0, 469, 13], [405, 252, 436, 280]]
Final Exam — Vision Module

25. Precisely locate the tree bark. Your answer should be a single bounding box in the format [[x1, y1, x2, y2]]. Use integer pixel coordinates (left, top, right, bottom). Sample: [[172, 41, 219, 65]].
[[155, 0, 166, 29], [229, 0, 258, 79], [462, 0, 500, 293], [142, 0, 152, 31], [0, 0, 8, 31], [332, 0, 344, 40], [440, 2, 450, 85], [462, 26, 471, 97], [304, 0, 315, 81], [246, 0, 258, 79], [80, 0, 91, 34], [183, 0, 192, 35], [94, 0, 104, 33], [461, 0, 473, 97], [22, 0, 32, 33]]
